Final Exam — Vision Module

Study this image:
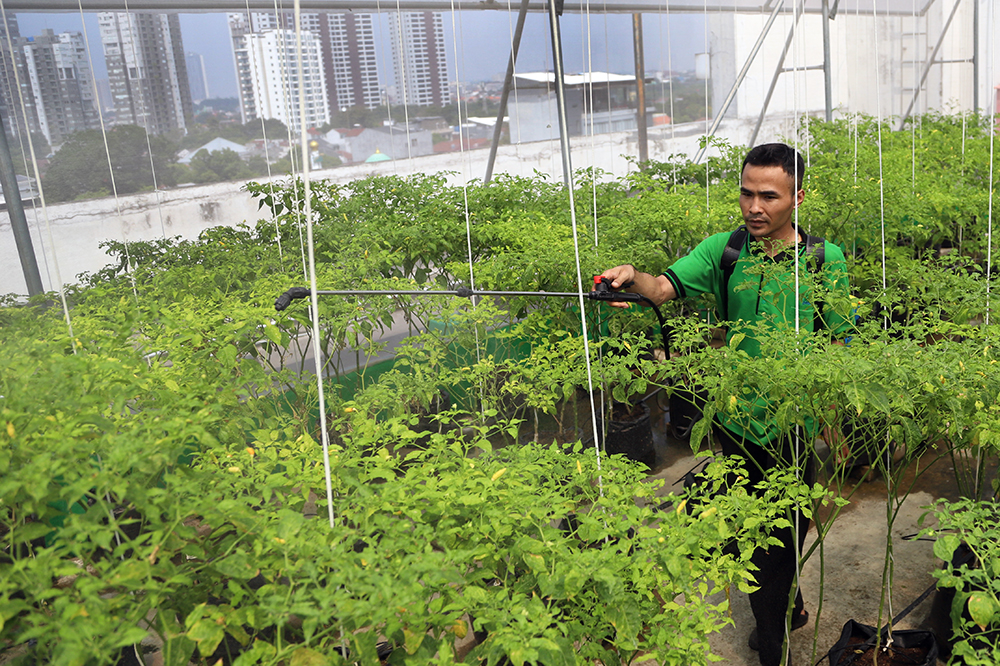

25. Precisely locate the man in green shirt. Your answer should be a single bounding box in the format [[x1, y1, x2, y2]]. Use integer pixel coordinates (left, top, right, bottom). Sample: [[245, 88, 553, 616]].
[[600, 143, 851, 666]]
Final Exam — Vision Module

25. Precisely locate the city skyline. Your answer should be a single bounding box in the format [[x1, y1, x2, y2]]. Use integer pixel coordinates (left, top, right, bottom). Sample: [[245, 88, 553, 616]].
[[16, 11, 706, 104]]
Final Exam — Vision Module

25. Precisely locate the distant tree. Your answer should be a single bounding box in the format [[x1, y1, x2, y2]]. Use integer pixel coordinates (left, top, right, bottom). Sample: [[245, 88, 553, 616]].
[[4, 132, 50, 176], [188, 148, 253, 183], [319, 154, 341, 169], [193, 97, 240, 114], [245, 155, 270, 176], [268, 151, 302, 175], [179, 118, 289, 152], [42, 125, 177, 202], [245, 118, 289, 141]]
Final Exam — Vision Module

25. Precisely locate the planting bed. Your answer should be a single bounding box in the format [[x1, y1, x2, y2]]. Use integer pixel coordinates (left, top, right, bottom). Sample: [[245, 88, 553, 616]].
[[4, 114, 1000, 664], [647, 409, 982, 666]]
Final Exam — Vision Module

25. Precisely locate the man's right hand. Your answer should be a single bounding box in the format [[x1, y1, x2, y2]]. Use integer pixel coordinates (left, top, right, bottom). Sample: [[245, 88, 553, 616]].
[[598, 264, 677, 308], [600, 265, 639, 308]]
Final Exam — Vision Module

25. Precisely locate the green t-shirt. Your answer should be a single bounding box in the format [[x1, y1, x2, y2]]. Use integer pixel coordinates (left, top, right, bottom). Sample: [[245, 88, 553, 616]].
[[663, 230, 852, 446]]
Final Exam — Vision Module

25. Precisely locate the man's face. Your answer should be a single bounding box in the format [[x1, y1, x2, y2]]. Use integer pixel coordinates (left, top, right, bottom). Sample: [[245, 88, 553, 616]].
[[739, 164, 804, 241]]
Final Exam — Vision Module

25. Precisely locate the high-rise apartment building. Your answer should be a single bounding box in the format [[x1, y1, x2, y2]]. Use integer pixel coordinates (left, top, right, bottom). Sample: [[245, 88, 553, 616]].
[[242, 28, 330, 132], [98, 12, 192, 136], [389, 12, 450, 108], [0, 16, 100, 147], [0, 13, 27, 136], [228, 10, 380, 129], [186, 52, 209, 103], [318, 13, 380, 112], [21, 30, 99, 145]]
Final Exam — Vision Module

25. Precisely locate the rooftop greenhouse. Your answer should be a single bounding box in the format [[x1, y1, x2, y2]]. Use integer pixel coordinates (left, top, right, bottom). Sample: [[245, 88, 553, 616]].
[[0, 1, 998, 665]]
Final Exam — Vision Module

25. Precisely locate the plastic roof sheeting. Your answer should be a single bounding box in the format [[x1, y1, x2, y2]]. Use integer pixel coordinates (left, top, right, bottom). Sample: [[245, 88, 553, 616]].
[[3, 0, 939, 15]]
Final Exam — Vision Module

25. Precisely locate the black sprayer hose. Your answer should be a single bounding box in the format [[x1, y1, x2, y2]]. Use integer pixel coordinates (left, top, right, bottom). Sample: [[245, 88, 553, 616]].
[[274, 278, 671, 356]]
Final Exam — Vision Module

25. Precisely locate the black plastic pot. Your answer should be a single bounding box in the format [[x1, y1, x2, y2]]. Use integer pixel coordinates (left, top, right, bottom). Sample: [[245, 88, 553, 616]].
[[828, 620, 938, 666], [600, 402, 655, 469], [926, 541, 996, 662], [667, 383, 707, 441]]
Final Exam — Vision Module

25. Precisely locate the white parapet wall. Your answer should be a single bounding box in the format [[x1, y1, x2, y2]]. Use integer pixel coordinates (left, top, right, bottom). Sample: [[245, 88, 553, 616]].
[[1, 116, 796, 296]]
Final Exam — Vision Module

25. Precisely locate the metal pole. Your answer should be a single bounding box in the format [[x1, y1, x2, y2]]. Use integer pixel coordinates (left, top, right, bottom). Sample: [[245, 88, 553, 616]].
[[898, 0, 963, 130], [749, 2, 805, 147], [694, 0, 783, 162], [632, 12, 648, 164], [484, 0, 530, 184], [822, 0, 833, 122], [0, 108, 43, 296], [547, 0, 574, 189]]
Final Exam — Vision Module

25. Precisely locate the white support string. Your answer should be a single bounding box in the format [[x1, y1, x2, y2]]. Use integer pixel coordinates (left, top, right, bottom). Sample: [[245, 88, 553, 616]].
[[273, 0, 309, 278], [583, 0, 600, 246], [871, 0, 895, 637], [245, 0, 284, 266], [391, 1, 414, 162], [373, 0, 401, 175], [0, 0, 74, 342], [602, 6, 613, 175], [565, 158, 606, 498], [504, 0, 525, 176], [448, 0, 486, 418], [702, 0, 709, 222], [976, 0, 995, 499], [985, 0, 996, 328], [789, 1, 803, 663], [293, 0, 335, 529], [664, 0, 677, 186], [0, 7, 52, 287], [122, 0, 167, 239], [581, 0, 596, 245], [910, 0, 917, 194], [542, 36, 557, 177], [449, 4, 475, 292], [77, 5, 139, 304]]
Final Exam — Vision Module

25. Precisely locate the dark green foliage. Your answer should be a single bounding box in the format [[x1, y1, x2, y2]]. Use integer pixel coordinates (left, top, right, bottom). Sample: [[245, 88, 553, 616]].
[[41, 125, 177, 202], [5, 112, 1000, 664]]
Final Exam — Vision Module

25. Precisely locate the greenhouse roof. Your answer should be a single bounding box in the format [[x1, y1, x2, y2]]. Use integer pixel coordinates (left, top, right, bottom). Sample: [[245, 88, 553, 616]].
[[5, 0, 937, 16]]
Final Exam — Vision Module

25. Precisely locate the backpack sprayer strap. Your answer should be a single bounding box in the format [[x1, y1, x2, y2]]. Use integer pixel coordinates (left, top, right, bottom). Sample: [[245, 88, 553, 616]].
[[718, 226, 827, 332]]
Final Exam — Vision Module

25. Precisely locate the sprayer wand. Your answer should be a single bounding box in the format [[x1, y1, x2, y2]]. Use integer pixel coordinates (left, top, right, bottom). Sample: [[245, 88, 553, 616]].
[[275, 277, 671, 356]]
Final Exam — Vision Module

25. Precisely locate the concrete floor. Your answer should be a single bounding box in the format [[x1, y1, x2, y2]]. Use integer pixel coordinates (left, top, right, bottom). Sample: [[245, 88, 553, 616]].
[[643, 396, 968, 666]]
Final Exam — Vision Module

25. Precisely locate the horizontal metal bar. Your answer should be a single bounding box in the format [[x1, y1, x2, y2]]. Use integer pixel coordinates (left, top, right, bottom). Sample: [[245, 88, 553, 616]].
[[934, 58, 974, 64], [780, 64, 825, 72], [1, 0, 938, 15]]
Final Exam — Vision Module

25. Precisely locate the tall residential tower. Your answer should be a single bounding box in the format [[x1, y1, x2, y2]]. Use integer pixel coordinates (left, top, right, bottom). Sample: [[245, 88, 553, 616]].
[[21, 30, 99, 145], [389, 12, 450, 107], [0, 15, 100, 147], [228, 10, 380, 130], [98, 12, 192, 135], [243, 28, 330, 132]]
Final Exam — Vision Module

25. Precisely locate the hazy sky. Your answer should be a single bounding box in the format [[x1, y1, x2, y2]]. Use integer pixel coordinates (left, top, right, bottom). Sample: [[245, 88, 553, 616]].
[[17, 10, 705, 101]]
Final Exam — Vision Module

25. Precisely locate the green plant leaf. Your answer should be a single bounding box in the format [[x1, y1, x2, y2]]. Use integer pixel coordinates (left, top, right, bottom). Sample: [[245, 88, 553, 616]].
[[690, 417, 711, 453], [403, 627, 425, 655], [160, 635, 196, 666], [968, 593, 996, 630], [212, 552, 257, 579], [217, 344, 238, 367], [263, 322, 282, 344], [934, 535, 961, 562], [187, 617, 226, 657], [290, 647, 331, 666]]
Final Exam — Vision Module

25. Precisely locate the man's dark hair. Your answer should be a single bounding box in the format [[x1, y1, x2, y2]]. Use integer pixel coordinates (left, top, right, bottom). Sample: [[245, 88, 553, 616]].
[[742, 143, 805, 191]]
